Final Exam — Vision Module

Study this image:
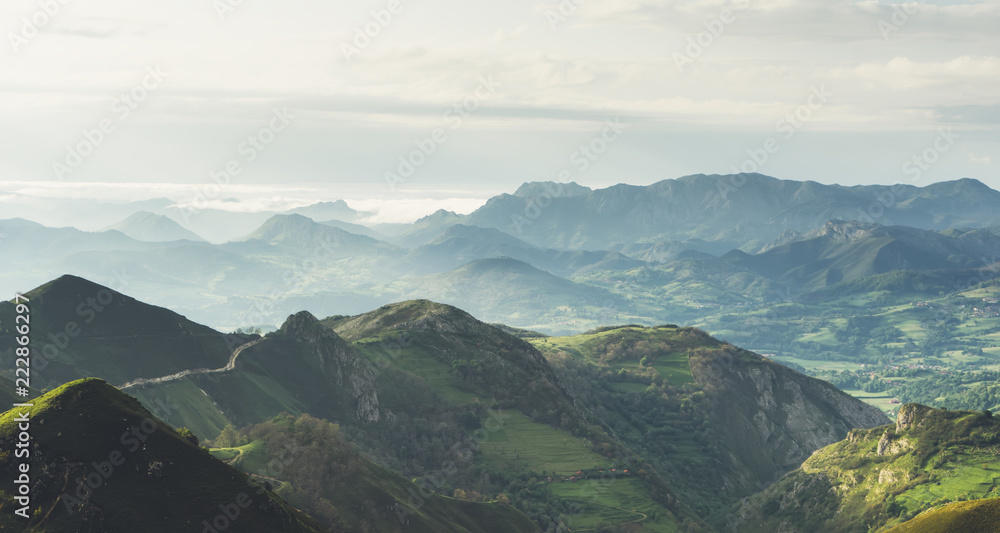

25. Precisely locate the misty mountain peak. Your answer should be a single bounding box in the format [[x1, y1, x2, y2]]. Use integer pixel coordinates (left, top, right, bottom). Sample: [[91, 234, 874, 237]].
[[103, 211, 204, 242], [286, 199, 362, 221], [513, 181, 592, 198]]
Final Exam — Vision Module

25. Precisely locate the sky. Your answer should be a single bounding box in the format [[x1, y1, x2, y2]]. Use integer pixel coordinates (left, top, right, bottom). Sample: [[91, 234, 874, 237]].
[[0, 0, 997, 223]]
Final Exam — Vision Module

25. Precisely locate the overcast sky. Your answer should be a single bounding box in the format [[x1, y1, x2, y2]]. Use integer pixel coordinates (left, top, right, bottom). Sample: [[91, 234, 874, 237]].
[[1, 0, 997, 221]]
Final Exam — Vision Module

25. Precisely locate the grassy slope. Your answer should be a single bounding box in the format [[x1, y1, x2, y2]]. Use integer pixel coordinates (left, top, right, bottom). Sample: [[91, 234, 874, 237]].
[[127, 378, 233, 438], [887, 497, 1000, 533], [530, 324, 890, 517], [729, 404, 1000, 532], [327, 301, 699, 532], [0, 379, 324, 533], [132, 313, 368, 440], [212, 414, 543, 533], [122, 300, 697, 530], [0, 275, 239, 388]]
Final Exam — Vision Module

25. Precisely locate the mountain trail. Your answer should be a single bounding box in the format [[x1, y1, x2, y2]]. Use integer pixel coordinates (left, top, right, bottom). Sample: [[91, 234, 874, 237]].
[[118, 337, 264, 390]]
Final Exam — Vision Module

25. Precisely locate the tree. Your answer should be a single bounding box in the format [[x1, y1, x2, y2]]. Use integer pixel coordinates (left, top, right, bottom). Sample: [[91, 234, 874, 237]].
[[216, 424, 244, 448], [177, 427, 199, 447]]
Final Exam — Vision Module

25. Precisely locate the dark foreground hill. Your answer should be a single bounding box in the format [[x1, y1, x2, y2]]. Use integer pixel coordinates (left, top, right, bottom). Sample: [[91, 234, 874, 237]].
[[0, 379, 324, 532], [0, 274, 240, 389]]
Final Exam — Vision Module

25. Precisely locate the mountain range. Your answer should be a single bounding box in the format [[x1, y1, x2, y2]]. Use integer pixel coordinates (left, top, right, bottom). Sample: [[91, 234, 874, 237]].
[[2, 175, 998, 338], [0, 275, 896, 531]]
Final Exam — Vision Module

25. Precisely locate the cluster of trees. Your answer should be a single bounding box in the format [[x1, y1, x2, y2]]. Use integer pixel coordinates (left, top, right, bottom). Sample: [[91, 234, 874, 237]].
[[890, 371, 1000, 410]]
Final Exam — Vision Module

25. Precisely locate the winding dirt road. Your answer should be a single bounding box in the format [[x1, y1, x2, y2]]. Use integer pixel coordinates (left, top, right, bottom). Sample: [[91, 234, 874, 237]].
[[118, 337, 264, 390]]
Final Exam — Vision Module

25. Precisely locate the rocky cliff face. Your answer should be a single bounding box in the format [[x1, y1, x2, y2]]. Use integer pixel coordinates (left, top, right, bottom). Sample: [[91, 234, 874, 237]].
[[895, 403, 935, 431], [689, 345, 889, 496], [280, 311, 381, 423]]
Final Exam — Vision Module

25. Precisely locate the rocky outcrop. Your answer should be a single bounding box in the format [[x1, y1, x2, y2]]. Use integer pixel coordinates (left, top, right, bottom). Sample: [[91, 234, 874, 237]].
[[690, 346, 890, 498], [896, 403, 935, 432], [280, 311, 381, 423]]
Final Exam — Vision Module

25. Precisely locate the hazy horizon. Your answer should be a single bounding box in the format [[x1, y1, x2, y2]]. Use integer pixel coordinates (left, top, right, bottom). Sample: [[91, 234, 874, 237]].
[[1, 173, 996, 231]]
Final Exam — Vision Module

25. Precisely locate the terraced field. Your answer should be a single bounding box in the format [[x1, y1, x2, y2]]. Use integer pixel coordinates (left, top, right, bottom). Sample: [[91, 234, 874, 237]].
[[478, 411, 610, 475]]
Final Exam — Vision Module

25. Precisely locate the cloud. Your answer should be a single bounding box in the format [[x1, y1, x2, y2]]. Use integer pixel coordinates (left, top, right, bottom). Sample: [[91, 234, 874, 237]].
[[937, 103, 1000, 125], [830, 56, 1000, 90], [967, 150, 992, 165], [0, 180, 492, 224], [566, 0, 1000, 42], [0, 0, 996, 190]]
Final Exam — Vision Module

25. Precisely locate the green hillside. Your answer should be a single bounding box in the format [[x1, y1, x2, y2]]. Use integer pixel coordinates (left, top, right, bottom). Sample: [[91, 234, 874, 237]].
[[325, 300, 705, 532], [0, 275, 239, 388], [0, 379, 324, 533], [127, 310, 379, 439], [212, 413, 543, 533], [0, 277, 904, 532], [886, 497, 1000, 533], [530, 325, 890, 515], [728, 403, 1000, 532], [120, 299, 703, 530]]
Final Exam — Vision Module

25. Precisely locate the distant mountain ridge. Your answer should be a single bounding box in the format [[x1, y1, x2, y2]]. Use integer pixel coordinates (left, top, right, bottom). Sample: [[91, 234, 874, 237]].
[[720, 220, 1000, 292], [403, 224, 643, 277], [4, 174, 1000, 335], [103, 211, 204, 242], [285, 199, 369, 222], [463, 174, 1000, 251], [238, 214, 400, 257], [513, 181, 592, 198]]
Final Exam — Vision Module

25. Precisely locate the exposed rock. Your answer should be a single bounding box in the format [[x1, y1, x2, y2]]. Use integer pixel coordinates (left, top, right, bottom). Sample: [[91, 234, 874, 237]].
[[280, 311, 381, 423], [690, 346, 890, 501], [877, 430, 893, 456], [878, 468, 908, 485], [896, 403, 935, 432]]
